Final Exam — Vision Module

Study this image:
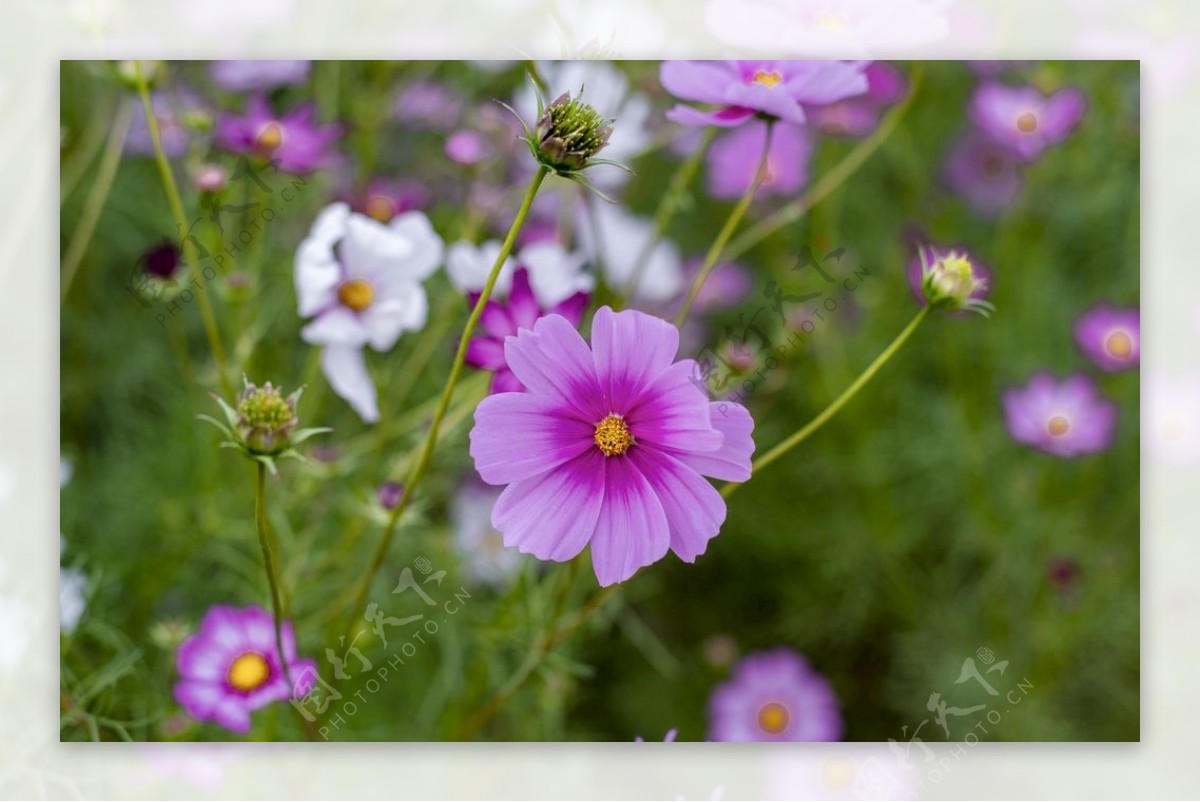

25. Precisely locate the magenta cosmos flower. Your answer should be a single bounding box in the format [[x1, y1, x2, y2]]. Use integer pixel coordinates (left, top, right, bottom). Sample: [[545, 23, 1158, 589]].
[[968, 83, 1086, 161], [468, 307, 755, 586], [215, 95, 341, 173], [1074, 304, 1140, 372], [466, 267, 589, 394], [707, 121, 812, 200], [661, 60, 870, 128], [808, 61, 906, 138], [1002, 373, 1117, 458], [174, 605, 315, 734], [708, 648, 842, 742]]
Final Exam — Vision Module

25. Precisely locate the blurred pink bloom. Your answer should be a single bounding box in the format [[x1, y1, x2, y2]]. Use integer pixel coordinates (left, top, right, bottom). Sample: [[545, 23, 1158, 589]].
[[1144, 373, 1200, 467], [126, 90, 205, 158], [942, 133, 1023, 216], [445, 129, 487, 165], [215, 96, 341, 173], [1074, 304, 1140, 372], [345, 178, 428, 223], [704, 0, 951, 56], [808, 62, 906, 137], [968, 83, 1087, 161], [392, 81, 464, 130], [209, 60, 311, 92], [708, 648, 842, 742], [706, 121, 812, 200], [1003, 373, 1117, 458], [661, 60, 870, 128]]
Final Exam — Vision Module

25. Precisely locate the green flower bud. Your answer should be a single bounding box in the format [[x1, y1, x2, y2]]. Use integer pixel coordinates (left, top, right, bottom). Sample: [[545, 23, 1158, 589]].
[[919, 247, 994, 316], [534, 91, 613, 172], [236, 380, 300, 455]]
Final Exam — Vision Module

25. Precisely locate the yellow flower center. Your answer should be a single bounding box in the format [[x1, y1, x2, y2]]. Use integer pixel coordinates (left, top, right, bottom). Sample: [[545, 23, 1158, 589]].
[[228, 652, 270, 692], [752, 70, 783, 87], [255, 121, 285, 153], [814, 11, 850, 29], [365, 194, 395, 223], [757, 701, 790, 734], [1016, 112, 1039, 133], [1047, 415, 1071, 437], [593, 414, 634, 457], [338, 278, 375, 312], [1105, 330, 1133, 358]]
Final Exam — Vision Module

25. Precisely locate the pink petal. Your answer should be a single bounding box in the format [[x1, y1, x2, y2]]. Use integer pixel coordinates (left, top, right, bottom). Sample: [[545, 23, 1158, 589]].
[[465, 336, 507, 371], [592, 306, 680, 413], [470, 392, 594, 485], [666, 104, 755, 128], [492, 450, 606, 562], [589, 457, 670, 586], [625, 361, 722, 453], [503, 315, 606, 422], [667, 402, 755, 482], [659, 61, 735, 104], [551, 292, 589, 326], [479, 301, 516, 340], [491, 368, 525, 394], [507, 268, 541, 332], [629, 448, 726, 563]]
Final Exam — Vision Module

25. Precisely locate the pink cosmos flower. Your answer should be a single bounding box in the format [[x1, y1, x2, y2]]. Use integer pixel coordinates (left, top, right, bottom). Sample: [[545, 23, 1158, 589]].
[[1074, 304, 1139, 372], [208, 60, 311, 92], [968, 83, 1086, 162], [445, 129, 487, 165], [468, 307, 755, 586], [174, 605, 315, 734], [707, 648, 842, 742], [1002, 373, 1117, 458], [215, 95, 341, 173], [942, 133, 1023, 216], [660, 60, 870, 128], [465, 267, 589, 394], [706, 121, 812, 200], [345, 177, 428, 223], [808, 61, 906, 138]]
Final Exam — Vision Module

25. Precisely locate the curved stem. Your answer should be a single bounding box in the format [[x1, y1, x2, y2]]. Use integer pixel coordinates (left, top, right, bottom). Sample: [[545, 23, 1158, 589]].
[[722, 64, 924, 263], [452, 584, 618, 741], [674, 121, 775, 328], [342, 165, 550, 639], [132, 60, 234, 399], [60, 101, 134, 304], [617, 126, 717, 306], [723, 305, 931, 499], [254, 464, 294, 694]]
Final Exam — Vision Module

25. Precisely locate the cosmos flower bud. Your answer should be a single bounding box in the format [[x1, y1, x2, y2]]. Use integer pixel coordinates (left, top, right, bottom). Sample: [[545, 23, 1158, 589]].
[[918, 247, 994, 316], [115, 60, 162, 89], [533, 90, 613, 172], [236, 381, 300, 455], [200, 377, 330, 473]]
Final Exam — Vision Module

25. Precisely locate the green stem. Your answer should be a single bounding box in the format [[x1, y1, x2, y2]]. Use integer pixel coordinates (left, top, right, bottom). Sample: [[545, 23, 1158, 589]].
[[723, 305, 932, 499], [60, 101, 134, 304], [132, 60, 234, 399], [722, 64, 923, 263], [342, 165, 550, 638], [674, 121, 775, 328], [617, 126, 717, 306], [60, 90, 119, 205], [254, 465, 294, 691], [452, 584, 619, 741]]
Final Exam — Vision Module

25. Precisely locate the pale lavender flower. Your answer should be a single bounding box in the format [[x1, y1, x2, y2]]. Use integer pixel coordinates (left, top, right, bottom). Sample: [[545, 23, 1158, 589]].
[[706, 121, 812, 200], [968, 83, 1086, 161], [942, 133, 1023, 216], [808, 61, 906, 137], [209, 60, 311, 92], [576, 202, 684, 304], [452, 481, 523, 588], [1003, 373, 1117, 458], [1074, 304, 1139, 372], [445, 129, 487, 165], [708, 648, 842, 742], [126, 90, 206, 158], [392, 81, 464, 130]]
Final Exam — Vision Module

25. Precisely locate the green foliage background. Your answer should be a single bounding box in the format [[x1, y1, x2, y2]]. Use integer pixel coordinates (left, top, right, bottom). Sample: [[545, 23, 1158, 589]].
[[59, 60, 1139, 742]]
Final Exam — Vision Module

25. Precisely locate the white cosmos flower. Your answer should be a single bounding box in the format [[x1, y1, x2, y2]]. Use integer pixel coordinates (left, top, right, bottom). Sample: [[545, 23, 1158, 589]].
[[575, 202, 684, 303], [452, 482, 522, 588], [445, 239, 594, 307], [295, 202, 443, 423]]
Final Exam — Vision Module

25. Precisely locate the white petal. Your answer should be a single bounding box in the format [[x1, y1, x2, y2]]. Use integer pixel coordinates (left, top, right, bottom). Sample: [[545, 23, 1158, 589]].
[[518, 240, 594, 307], [301, 306, 370, 347], [341, 214, 417, 283], [361, 285, 428, 351], [321, 345, 379, 423], [294, 237, 341, 317], [388, 211, 445, 282], [446, 240, 514, 296]]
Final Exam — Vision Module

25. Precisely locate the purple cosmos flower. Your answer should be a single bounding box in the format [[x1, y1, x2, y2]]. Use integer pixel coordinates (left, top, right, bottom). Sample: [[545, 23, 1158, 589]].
[[707, 648, 842, 742], [706, 121, 812, 200], [445, 129, 487, 165], [346, 178, 428, 223], [1002, 373, 1117, 458], [215, 95, 341, 173], [295, 203, 443, 422], [942, 133, 1023, 216], [808, 61, 905, 137], [174, 605, 315, 734], [126, 90, 206, 158], [1074, 304, 1139, 372], [468, 307, 755, 586], [465, 267, 589, 394], [968, 83, 1086, 161], [661, 60, 870, 128], [208, 60, 311, 92], [392, 81, 464, 130]]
